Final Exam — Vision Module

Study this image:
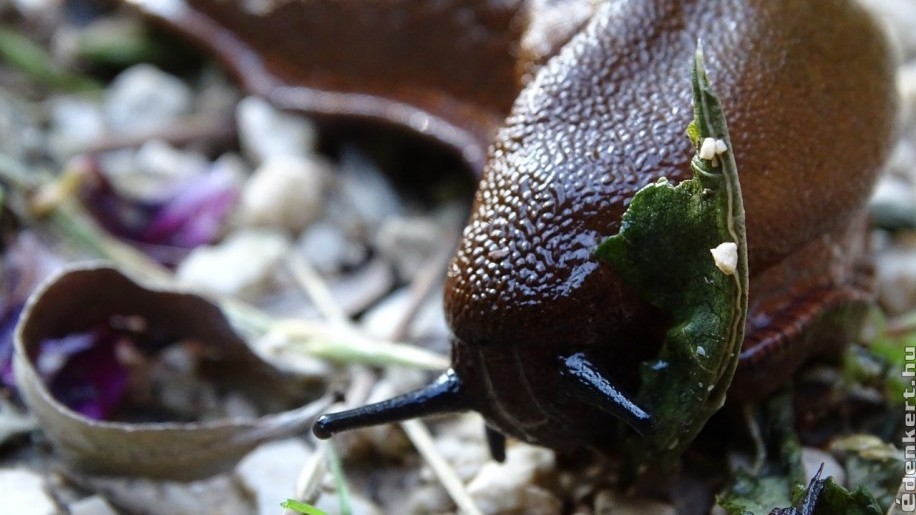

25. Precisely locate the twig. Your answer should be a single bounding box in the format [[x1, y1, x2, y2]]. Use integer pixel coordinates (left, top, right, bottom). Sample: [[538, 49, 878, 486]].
[[401, 419, 484, 515], [391, 233, 459, 341], [285, 252, 349, 325], [84, 112, 236, 153]]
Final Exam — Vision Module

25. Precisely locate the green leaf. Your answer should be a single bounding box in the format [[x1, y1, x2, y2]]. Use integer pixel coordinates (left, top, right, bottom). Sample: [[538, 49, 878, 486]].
[[717, 397, 885, 515], [0, 27, 100, 92], [280, 499, 329, 515], [815, 478, 883, 515], [718, 473, 795, 515], [832, 435, 905, 511], [595, 46, 748, 461], [718, 466, 884, 515]]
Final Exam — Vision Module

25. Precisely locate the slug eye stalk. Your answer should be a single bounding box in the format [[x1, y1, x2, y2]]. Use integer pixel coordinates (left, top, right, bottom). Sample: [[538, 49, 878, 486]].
[[559, 353, 656, 437], [312, 370, 469, 440]]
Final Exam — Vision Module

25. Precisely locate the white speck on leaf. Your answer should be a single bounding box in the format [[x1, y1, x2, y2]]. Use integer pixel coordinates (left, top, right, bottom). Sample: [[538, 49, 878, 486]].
[[699, 138, 717, 160], [710, 242, 738, 275], [715, 139, 728, 154]]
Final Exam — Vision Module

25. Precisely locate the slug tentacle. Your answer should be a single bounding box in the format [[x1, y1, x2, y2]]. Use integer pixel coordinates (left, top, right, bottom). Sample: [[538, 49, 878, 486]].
[[312, 370, 469, 439], [485, 425, 508, 462], [559, 353, 655, 436]]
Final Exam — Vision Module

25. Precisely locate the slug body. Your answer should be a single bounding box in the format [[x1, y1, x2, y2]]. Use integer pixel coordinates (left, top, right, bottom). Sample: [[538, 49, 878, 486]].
[[133, 0, 897, 455]]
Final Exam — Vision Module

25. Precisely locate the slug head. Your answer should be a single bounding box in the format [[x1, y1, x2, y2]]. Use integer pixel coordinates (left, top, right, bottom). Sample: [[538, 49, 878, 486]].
[[314, 0, 897, 455]]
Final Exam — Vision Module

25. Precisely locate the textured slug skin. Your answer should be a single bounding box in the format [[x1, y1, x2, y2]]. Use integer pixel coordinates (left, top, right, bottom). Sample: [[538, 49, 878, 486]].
[[443, 0, 895, 447], [131, 0, 897, 450]]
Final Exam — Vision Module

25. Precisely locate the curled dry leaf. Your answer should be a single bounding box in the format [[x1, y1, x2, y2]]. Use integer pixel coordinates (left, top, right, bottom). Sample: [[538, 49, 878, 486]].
[[13, 263, 325, 481]]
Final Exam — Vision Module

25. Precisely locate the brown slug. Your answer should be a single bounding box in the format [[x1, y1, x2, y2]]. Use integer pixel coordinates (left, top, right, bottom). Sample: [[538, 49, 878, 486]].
[[128, 0, 898, 457]]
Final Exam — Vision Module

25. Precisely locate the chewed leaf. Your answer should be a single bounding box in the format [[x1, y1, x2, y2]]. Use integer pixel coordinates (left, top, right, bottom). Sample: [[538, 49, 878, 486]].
[[719, 468, 883, 515], [13, 263, 325, 480], [594, 47, 748, 461]]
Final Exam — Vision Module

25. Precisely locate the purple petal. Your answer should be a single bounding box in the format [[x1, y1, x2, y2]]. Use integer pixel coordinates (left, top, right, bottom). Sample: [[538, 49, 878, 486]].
[[0, 304, 23, 389], [42, 328, 131, 420], [141, 164, 239, 248], [82, 160, 239, 264]]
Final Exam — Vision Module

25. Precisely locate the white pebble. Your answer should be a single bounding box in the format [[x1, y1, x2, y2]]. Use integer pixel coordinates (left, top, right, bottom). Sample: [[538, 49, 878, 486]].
[[176, 229, 291, 299], [373, 216, 443, 280], [0, 91, 43, 160], [360, 287, 448, 341], [801, 447, 846, 486], [901, 61, 916, 112], [296, 221, 367, 274], [858, 0, 916, 59], [0, 468, 56, 515], [68, 496, 119, 515], [315, 494, 381, 515], [235, 439, 310, 515], [467, 444, 560, 514], [104, 64, 193, 134], [431, 414, 491, 482], [335, 147, 402, 232], [594, 490, 676, 515], [710, 241, 738, 275], [236, 154, 330, 232], [106, 140, 212, 199], [47, 96, 105, 160], [876, 246, 916, 314], [236, 96, 316, 164]]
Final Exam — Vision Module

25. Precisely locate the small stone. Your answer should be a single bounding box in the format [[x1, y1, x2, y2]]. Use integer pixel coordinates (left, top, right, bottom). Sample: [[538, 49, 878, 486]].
[[327, 258, 396, 316], [433, 414, 490, 482], [315, 493, 382, 515], [68, 496, 119, 515], [82, 475, 252, 515], [594, 490, 676, 515], [0, 90, 43, 161], [106, 140, 212, 199], [403, 483, 452, 515], [876, 245, 916, 314], [359, 287, 448, 341], [879, 141, 916, 183], [341, 375, 420, 457], [133, 139, 210, 180], [467, 444, 560, 514], [335, 148, 402, 233], [104, 64, 193, 134], [296, 221, 368, 275], [373, 216, 443, 280], [0, 398, 37, 446], [0, 468, 56, 515], [859, 0, 916, 59], [235, 439, 310, 515], [236, 155, 330, 232], [900, 61, 916, 132], [236, 96, 316, 164], [176, 229, 291, 299], [47, 95, 106, 161], [12, 0, 58, 14], [871, 174, 915, 207], [801, 447, 846, 486]]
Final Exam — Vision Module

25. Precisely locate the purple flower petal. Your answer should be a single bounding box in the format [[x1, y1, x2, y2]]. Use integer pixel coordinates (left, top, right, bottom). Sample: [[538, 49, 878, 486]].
[[0, 304, 23, 389], [41, 328, 131, 420], [141, 164, 239, 248], [82, 160, 239, 264]]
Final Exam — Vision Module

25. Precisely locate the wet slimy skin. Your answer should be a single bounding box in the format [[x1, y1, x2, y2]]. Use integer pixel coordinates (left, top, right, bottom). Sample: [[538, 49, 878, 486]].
[[130, 0, 897, 455]]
